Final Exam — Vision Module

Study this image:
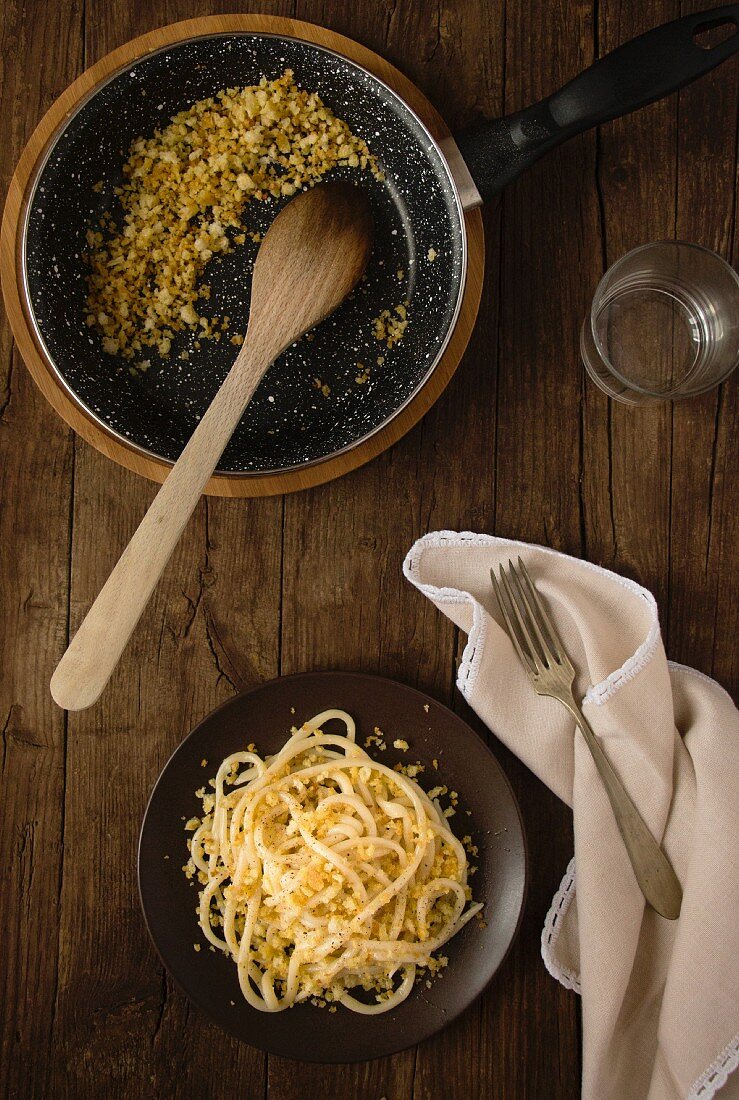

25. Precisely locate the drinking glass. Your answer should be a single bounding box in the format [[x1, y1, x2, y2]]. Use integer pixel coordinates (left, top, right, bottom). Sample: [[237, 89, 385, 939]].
[[581, 241, 739, 404]]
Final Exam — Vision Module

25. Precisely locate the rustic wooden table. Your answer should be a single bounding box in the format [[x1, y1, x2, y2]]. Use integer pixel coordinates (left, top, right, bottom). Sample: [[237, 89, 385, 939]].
[[1, 2, 736, 1098]]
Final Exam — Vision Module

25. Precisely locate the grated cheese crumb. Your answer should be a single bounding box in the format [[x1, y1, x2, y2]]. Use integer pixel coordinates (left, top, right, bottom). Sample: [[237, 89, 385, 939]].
[[354, 361, 370, 384], [84, 71, 380, 366], [373, 304, 408, 349]]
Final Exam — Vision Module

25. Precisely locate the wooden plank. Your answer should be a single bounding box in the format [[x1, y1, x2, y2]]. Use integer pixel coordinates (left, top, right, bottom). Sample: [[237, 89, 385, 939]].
[[668, 36, 738, 695], [267, 313, 431, 1094], [43, 2, 283, 1096], [267, 1, 574, 1097], [0, 0, 83, 1095], [407, 264, 505, 1100], [269, 0, 497, 1094], [582, 0, 738, 692], [486, 0, 599, 1096], [47, 446, 282, 1098], [396, 0, 582, 1095], [707, 380, 738, 694], [582, 0, 679, 609]]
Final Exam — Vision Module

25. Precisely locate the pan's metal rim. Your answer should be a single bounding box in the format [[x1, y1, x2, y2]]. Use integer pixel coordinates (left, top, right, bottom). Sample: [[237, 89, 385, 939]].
[[19, 30, 469, 480]]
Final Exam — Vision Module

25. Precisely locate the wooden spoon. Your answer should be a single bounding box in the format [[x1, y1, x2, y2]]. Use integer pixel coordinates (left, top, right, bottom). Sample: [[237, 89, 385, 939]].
[[51, 182, 373, 711]]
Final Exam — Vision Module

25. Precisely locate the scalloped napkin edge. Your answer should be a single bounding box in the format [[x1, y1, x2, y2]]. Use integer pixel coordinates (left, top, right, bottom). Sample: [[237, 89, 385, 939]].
[[403, 531, 739, 1100]]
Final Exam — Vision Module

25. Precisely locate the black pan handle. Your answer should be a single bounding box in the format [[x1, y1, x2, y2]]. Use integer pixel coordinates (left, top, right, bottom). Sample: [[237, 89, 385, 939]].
[[455, 6, 739, 202]]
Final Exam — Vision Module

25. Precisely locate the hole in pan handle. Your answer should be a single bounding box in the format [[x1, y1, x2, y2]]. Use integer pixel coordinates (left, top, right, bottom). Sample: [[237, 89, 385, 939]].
[[453, 4, 739, 202]]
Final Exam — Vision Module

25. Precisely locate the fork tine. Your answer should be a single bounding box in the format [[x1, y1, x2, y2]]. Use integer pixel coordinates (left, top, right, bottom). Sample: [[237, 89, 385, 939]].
[[490, 568, 537, 675], [516, 556, 569, 667], [498, 564, 543, 675], [506, 559, 556, 669]]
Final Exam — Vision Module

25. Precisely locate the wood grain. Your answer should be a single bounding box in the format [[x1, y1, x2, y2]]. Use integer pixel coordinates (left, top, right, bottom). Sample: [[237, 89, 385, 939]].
[[43, 5, 279, 1097], [489, 4, 594, 1097], [1, 1, 737, 1099], [0, 0, 82, 1094], [584, 0, 677, 619], [669, 5, 739, 690]]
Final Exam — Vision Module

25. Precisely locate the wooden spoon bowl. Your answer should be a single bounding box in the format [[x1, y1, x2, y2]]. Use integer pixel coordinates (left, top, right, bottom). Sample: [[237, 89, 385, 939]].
[[50, 183, 372, 712]]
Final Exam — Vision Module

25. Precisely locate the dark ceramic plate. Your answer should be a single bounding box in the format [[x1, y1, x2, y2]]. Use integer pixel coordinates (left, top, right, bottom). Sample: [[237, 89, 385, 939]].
[[24, 33, 465, 475], [138, 672, 526, 1063]]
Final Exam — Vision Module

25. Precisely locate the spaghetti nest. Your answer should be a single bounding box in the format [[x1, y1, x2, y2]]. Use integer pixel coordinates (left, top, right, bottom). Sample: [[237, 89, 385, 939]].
[[186, 710, 483, 1014]]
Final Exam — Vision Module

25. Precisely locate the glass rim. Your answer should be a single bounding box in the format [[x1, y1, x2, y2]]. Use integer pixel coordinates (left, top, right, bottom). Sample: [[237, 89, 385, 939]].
[[587, 239, 739, 399]]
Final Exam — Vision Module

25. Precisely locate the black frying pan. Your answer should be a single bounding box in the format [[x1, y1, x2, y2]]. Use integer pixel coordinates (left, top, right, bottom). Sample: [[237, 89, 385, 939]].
[[21, 8, 739, 476]]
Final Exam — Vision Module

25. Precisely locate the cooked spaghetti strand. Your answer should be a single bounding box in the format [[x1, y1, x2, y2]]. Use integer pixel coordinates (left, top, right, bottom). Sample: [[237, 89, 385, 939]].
[[185, 711, 482, 1013]]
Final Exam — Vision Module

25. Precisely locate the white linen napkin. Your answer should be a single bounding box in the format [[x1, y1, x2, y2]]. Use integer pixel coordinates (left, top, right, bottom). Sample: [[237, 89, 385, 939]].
[[403, 531, 739, 1100]]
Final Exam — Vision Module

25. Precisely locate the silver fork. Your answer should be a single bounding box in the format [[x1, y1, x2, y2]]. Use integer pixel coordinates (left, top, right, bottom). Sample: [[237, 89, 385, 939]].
[[491, 557, 682, 920]]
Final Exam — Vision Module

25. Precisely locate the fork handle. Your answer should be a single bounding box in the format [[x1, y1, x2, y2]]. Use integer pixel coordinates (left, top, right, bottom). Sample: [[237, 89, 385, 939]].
[[564, 701, 683, 919]]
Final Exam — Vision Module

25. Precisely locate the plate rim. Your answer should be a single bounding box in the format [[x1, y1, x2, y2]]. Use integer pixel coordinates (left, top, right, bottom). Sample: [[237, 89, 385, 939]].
[[137, 670, 528, 1063]]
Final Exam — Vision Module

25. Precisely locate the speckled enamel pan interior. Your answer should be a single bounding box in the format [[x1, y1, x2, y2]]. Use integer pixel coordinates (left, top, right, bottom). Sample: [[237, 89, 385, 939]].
[[23, 34, 465, 475]]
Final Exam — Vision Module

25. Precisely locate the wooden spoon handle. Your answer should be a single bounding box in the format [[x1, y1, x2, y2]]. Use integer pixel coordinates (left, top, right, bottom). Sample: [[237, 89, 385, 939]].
[[50, 348, 266, 711]]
